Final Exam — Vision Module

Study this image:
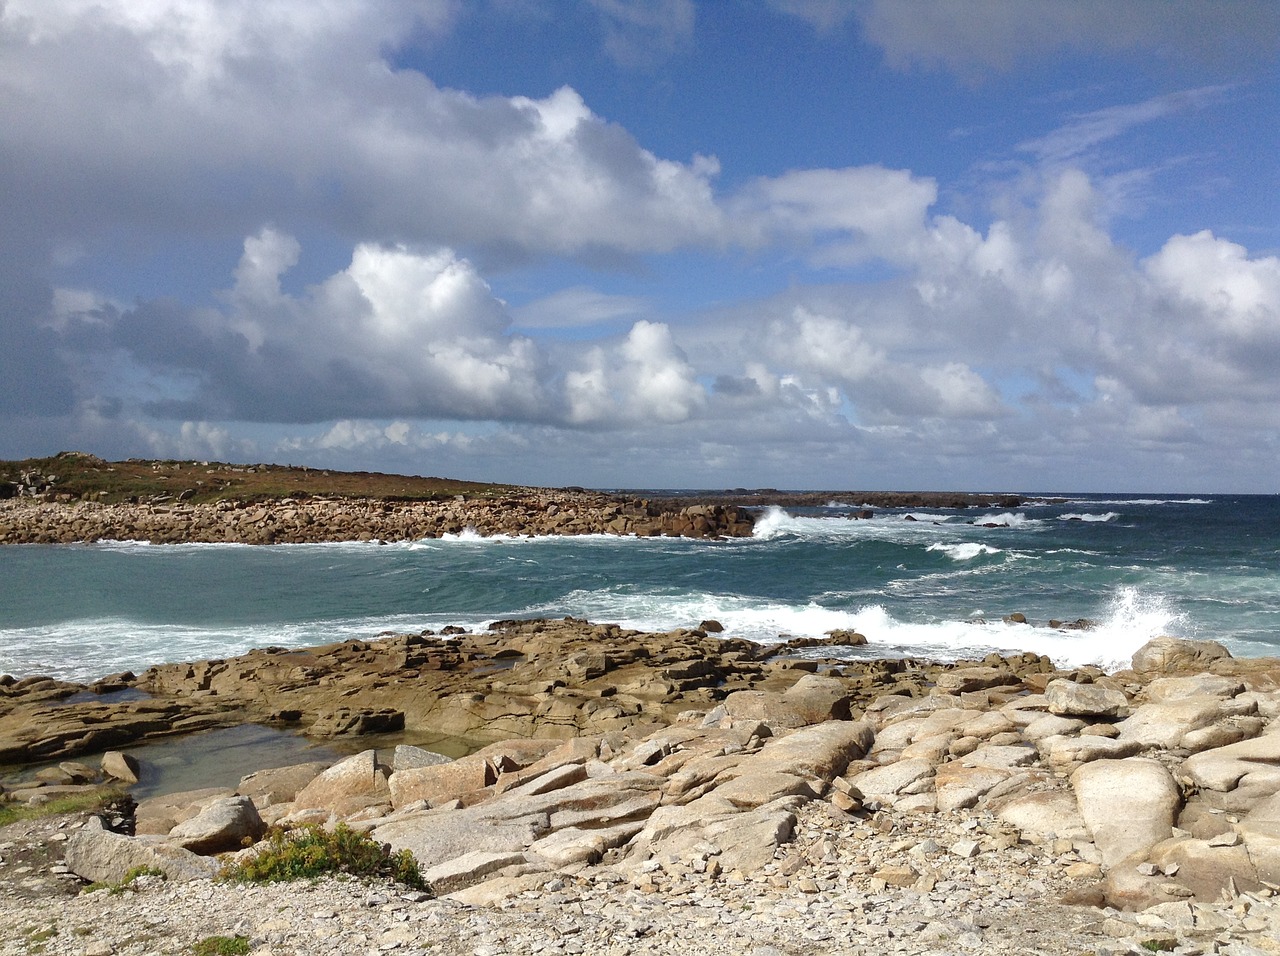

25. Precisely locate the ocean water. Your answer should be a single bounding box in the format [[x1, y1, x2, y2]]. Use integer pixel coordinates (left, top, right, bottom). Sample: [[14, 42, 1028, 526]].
[[1, 494, 1277, 683]]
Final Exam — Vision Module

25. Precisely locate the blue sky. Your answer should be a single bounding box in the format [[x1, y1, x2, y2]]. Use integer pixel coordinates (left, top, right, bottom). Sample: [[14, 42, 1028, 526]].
[[2, 1, 1278, 491]]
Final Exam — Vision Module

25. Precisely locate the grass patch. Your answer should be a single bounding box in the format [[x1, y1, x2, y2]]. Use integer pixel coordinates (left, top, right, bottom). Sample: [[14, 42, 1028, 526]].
[[219, 824, 429, 891], [192, 936, 250, 956], [0, 789, 125, 828], [0, 453, 520, 505], [1141, 941, 1176, 953]]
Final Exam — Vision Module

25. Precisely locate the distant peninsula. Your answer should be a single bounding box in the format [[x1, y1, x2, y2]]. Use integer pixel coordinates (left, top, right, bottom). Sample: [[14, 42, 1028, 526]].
[[0, 451, 1022, 545]]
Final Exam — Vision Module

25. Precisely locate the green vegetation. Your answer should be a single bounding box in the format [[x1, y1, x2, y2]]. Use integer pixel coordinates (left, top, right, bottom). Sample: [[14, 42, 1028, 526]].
[[0, 451, 520, 505], [1140, 940, 1177, 953], [82, 864, 166, 895], [219, 824, 429, 891], [192, 936, 250, 956], [24, 925, 58, 954], [0, 789, 124, 828]]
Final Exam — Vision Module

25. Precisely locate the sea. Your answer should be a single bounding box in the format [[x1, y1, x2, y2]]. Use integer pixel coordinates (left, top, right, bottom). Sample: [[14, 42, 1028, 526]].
[[2, 493, 1278, 684]]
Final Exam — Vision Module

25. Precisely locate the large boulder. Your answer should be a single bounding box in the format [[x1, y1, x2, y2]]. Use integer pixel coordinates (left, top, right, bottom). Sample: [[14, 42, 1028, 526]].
[[1180, 731, 1280, 812], [101, 751, 140, 784], [1117, 696, 1251, 750], [166, 795, 266, 853], [291, 750, 390, 816], [780, 675, 853, 724], [65, 818, 221, 884], [236, 761, 330, 808], [1045, 679, 1127, 718], [1130, 637, 1231, 676], [388, 753, 494, 808], [990, 787, 1088, 841], [1072, 758, 1180, 869]]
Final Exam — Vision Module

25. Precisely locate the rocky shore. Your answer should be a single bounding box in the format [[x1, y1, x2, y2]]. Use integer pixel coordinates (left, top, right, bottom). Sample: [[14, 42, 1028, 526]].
[[0, 494, 755, 545], [3, 621, 1280, 955]]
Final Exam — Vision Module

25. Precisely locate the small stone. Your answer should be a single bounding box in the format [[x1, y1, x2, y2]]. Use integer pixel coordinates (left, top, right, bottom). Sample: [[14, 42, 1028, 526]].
[[951, 839, 980, 859]]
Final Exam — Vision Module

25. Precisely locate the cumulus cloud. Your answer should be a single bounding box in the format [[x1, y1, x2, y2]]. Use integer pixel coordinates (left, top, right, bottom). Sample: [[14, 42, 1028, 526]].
[[0, 1, 725, 262], [50, 229, 549, 423], [565, 320, 705, 424]]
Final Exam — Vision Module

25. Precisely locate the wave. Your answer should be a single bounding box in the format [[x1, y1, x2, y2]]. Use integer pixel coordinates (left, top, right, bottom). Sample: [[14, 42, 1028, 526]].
[[511, 583, 1185, 671], [926, 542, 1003, 561], [1057, 512, 1119, 523], [968, 511, 1041, 528], [0, 611, 494, 683], [1045, 497, 1214, 507]]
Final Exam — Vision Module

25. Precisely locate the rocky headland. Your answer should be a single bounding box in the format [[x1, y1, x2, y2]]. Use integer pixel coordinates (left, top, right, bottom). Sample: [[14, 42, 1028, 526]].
[[0, 452, 1038, 546], [3, 621, 1280, 955]]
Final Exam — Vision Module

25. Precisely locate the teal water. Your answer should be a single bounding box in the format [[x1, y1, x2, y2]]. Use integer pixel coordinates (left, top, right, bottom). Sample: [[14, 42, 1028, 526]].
[[1, 494, 1277, 681]]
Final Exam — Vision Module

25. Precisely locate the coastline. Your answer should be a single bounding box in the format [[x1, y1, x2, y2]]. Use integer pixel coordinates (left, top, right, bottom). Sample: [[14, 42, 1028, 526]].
[[5, 461, 1280, 952], [3, 625, 1280, 954], [0, 494, 755, 545]]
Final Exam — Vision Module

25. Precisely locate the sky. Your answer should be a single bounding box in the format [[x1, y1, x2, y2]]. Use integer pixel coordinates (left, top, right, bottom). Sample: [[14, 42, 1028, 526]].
[[2, 1, 1278, 492]]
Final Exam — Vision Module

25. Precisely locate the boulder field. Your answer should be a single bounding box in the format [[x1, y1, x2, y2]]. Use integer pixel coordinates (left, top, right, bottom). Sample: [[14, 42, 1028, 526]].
[[4, 623, 1280, 922]]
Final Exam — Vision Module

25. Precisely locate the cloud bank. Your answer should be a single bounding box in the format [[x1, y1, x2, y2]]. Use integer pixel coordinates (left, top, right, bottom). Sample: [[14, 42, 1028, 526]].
[[2, 0, 1277, 490]]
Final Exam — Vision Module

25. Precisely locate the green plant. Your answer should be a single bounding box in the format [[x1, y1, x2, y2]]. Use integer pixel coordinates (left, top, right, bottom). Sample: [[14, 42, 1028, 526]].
[[82, 864, 166, 895], [0, 789, 125, 828], [192, 936, 250, 956], [1140, 940, 1176, 953], [219, 824, 429, 891]]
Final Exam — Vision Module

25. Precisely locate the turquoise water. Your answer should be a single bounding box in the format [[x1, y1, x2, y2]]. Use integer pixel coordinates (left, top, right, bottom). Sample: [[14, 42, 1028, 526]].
[[2, 494, 1277, 681]]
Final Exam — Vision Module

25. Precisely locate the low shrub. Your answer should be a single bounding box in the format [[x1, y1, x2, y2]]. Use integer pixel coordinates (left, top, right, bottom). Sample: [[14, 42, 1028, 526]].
[[192, 935, 250, 956], [219, 824, 428, 891]]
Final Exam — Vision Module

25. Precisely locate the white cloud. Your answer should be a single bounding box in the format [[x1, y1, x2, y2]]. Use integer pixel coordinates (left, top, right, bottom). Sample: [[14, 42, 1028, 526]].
[[1019, 87, 1231, 167], [566, 320, 706, 425], [1145, 231, 1280, 339], [735, 166, 938, 265], [0, 3, 724, 260]]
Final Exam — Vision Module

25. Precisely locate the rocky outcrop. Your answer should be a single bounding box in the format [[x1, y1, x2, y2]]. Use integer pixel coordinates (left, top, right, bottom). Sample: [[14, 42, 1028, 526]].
[[14, 628, 1280, 921], [0, 618, 1044, 764], [0, 494, 754, 545]]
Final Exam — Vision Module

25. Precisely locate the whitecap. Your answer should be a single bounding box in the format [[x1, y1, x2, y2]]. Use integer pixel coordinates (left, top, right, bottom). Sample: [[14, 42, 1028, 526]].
[[968, 512, 1041, 528], [926, 542, 1003, 561]]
